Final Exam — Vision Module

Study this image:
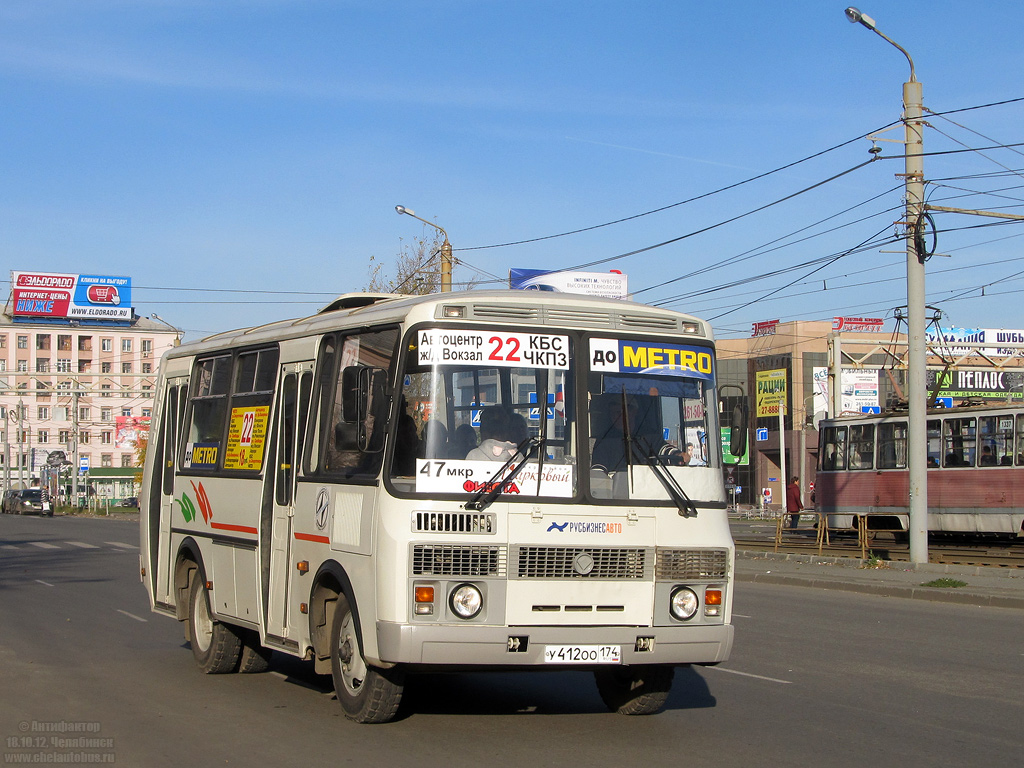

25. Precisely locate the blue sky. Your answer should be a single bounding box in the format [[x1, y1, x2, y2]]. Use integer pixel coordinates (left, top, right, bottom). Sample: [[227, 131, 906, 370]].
[[3, 0, 1023, 341]]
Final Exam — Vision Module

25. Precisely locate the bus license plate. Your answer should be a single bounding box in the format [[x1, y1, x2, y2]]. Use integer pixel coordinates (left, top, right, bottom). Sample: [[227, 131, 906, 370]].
[[543, 645, 621, 664]]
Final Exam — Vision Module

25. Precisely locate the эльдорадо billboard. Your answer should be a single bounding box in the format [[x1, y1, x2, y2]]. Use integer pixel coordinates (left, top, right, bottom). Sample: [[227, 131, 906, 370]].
[[10, 271, 132, 321]]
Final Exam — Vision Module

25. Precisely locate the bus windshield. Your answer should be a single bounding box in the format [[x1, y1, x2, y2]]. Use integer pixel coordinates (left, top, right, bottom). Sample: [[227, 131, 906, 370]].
[[390, 327, 576, 499], [587, 337, 719, 501]]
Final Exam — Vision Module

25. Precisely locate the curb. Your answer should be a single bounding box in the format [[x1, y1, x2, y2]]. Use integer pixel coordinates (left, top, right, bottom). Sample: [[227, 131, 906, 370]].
[[735, 550, 1024, 610]]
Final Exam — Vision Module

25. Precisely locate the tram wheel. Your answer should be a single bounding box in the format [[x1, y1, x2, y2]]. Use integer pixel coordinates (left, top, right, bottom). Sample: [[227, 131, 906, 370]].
[[594, 664, 675, 715], [330, 593, 404, 723]]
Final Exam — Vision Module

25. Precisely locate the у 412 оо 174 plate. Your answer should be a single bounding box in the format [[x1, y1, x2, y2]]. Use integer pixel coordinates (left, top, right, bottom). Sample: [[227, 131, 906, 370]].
[[543, 645, 621, 664]]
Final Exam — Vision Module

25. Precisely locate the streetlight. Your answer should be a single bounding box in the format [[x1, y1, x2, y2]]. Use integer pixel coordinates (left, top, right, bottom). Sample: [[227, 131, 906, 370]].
[[395, 205, 453, 292], [845, 7, 928, 563]]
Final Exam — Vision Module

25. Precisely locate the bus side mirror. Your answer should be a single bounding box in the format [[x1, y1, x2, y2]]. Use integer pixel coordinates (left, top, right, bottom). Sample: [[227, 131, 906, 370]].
[[356, 366, 388, 453], [729, 404, 747, 459]]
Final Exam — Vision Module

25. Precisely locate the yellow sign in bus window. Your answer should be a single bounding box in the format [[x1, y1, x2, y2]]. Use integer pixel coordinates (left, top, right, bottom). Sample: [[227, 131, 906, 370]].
[[224, 406, 270, 470]]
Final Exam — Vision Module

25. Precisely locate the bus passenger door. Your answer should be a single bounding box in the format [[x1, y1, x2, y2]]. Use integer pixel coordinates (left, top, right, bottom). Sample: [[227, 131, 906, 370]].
[[265, 364, 312, 642], [154, 379, 187, 607]]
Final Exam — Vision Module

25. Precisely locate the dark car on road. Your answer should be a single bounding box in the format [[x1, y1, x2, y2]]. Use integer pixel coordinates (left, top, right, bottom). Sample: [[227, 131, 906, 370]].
[[6, 488, 50, 516]]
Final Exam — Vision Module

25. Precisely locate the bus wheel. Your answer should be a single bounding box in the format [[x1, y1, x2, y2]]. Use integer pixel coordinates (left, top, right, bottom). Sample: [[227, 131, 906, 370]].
[[594, 665, 674, 715], [238, 630, 272, 673], [330, 593, 404, 723], [187, 576, 242, 674]]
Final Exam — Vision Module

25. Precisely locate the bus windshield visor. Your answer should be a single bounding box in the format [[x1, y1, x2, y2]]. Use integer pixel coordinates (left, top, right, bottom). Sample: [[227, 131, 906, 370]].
[[390, 328, 576, 500], [587, 337, 720, 501]]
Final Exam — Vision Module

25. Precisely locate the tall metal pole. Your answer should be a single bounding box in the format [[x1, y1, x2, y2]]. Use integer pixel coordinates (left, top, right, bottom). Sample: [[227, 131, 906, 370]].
[[845, 7, 928, 563]]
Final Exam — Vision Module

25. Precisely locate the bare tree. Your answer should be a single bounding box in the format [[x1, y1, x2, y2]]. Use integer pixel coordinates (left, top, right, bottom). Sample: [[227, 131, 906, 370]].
[[366, 228, 445, 295]]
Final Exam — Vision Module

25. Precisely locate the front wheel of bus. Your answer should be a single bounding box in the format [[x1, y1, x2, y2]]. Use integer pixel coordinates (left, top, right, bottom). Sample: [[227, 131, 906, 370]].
[[187, 575, 242, 674], [330, 593, 404, 723], [594, 665, 674, 715]]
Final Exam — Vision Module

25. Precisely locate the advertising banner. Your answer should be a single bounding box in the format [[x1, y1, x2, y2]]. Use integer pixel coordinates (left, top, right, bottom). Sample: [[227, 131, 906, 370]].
[[115, 416, 150, 451], [509, 268, 628, 299], [755, 369, 787, 417], [10, 271, 133, 320], [925, 327, 1024, 357], [812, 367, 880, 414]]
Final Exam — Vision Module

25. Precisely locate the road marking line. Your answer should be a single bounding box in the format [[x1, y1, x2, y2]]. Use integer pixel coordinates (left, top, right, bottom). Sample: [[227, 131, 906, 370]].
[[30, 542, 60, 549], [105, 542, 138, 549], [67, 541, 99, 549], [733, 613, 752, 618], [117, 609, 148, 623], [1, 545, 18, 550], [706, 667, 792, 684], [35, 580, 55, 587]]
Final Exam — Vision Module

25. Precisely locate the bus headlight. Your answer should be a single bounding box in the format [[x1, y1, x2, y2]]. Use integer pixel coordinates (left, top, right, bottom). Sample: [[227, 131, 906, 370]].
[[449, 583, 483, 619], [670, 587, 699, 621]]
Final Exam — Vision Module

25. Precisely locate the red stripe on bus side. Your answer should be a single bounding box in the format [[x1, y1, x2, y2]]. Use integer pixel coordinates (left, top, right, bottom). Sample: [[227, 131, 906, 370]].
[[210, 522, 259, 535], [294, 532, 330, 544]]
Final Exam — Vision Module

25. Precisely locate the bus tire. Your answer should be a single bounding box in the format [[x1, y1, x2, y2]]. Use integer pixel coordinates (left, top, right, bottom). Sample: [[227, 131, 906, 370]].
[[187, 576, 242, 674], [594, 665, 674, 715], [238, 631, 272, 674], [330, 593, 404, 723]]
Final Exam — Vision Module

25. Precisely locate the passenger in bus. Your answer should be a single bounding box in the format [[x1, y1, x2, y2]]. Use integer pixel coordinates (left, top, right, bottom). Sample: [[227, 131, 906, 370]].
[[466, 406, 518, 462], [392, 412, 420, 476], [449, 424, 478, 459], [420, 420, 449, 459], [508, 412, 529, 448], [927, 455, 939, 468], [979, 445, 997, 466]]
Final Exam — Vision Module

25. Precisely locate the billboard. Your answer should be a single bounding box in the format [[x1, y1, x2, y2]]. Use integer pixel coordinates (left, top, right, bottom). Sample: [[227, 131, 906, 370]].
[[755, 369, 787, 417], [10, 271, 133, 321], [115, 416, 150, 451], [509, 268, 628, 299]]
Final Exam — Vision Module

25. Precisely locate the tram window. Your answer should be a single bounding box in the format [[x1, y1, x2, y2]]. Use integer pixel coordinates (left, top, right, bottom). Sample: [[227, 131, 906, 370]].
[[979, 415, 1014, 466], [942, 417, 976, 467], [927, 420, 941, 467], [1015, 414, 1024, 466], [819, 426, 847, 471], [877, 422, 907, 469], [848, 424, 874, 470]]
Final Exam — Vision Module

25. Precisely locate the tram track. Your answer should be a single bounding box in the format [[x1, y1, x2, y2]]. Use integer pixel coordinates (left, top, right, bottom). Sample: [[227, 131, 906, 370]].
[[733, 534, 1024, 569]]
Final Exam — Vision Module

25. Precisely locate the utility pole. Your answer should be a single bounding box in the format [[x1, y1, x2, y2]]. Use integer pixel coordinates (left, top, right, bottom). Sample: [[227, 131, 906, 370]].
[[846, 7, 928, 564]]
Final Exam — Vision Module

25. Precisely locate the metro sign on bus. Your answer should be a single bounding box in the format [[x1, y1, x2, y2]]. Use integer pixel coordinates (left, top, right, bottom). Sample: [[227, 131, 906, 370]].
[[9, 271, 133, 321]]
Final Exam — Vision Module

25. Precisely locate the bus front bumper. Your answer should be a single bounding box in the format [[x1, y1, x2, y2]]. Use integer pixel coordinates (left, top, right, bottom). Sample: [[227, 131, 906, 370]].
[[375, 621, 733, 667]]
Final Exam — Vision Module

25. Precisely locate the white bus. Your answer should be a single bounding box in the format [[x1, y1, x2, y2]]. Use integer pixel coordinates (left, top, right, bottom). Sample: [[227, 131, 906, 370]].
[[139, 290, 741, 722]]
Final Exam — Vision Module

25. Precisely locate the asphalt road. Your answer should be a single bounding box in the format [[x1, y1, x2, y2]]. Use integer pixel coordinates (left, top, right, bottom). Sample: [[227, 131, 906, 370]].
[[1, 513, 1021, 767]]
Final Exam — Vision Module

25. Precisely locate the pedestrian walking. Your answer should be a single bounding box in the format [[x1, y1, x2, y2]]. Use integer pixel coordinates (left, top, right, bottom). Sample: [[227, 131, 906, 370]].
[[786, 476, 802, 529]]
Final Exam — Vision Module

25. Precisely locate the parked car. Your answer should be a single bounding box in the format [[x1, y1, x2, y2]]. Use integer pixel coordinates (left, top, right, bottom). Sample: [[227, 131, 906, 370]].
[[2, 490, 20, 514], [118, 497, 138, 508], [8, 489, 50, 516]]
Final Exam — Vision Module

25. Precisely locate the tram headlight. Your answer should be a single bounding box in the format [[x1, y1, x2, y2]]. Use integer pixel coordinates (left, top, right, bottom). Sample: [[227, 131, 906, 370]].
[[670, 587, 699, 621], [449, 583, 483, 619]]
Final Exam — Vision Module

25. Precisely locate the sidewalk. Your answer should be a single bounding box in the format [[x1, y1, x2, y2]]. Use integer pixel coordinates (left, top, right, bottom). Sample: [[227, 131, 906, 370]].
[[735, 549, 1024, 610]]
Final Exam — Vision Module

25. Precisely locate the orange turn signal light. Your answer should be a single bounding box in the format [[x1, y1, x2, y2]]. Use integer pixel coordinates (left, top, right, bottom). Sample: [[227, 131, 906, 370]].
[[415, 586, 435, 603], [704, 589, 722, 606]]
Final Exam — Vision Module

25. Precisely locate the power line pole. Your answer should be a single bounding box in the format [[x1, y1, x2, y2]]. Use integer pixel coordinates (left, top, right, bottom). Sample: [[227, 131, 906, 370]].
[[846, 7, 928, 564]]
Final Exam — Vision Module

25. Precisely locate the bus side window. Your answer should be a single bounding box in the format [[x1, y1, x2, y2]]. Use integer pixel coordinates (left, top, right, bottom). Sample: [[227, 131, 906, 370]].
[[819, 426, 847, 471], [316, 328, 398, 479]]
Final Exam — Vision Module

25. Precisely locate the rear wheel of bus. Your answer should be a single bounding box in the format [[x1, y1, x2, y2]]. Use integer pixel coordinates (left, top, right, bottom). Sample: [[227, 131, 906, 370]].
[[330, 592, 404, 723], [187, 574, 242, 674], [594, 665, 675, 715]]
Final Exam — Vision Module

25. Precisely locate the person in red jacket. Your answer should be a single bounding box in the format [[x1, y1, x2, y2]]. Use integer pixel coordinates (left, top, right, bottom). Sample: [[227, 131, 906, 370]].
[[786, 476, 802, 529]]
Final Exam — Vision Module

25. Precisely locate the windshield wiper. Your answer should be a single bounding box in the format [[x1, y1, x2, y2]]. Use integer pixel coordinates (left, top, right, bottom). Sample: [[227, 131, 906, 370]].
[[632, 435, 699, 518], [464, 436, 544, 512]]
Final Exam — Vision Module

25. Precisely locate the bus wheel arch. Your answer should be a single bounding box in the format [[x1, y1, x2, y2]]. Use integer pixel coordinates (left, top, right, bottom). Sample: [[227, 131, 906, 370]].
[[308, 561, 356, 674]]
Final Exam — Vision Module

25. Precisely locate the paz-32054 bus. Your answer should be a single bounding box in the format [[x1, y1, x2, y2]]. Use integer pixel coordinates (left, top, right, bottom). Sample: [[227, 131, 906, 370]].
[[139, 290, 741, 722]]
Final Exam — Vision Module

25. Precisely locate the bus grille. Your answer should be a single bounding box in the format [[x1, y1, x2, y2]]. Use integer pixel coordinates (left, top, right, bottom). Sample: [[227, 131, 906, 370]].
[[412, 545, 507, 577], [413, 511, 496, 534], [513, 546, 650, 579], [656, 549, 729, 580]]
